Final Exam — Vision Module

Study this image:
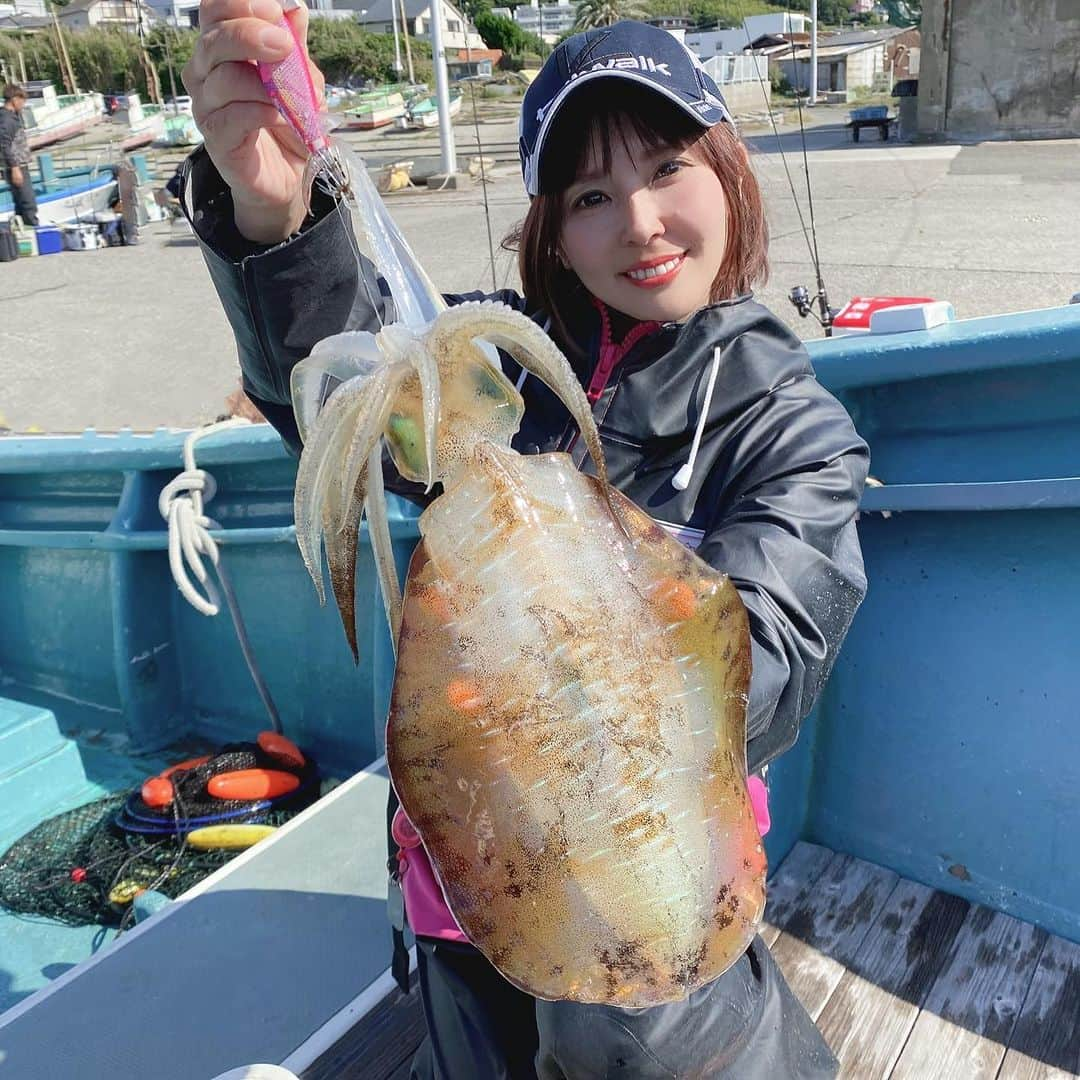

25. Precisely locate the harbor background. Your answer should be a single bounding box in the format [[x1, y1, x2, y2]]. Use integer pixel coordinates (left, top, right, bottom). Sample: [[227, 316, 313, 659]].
[[3, 108, 1079, 434]]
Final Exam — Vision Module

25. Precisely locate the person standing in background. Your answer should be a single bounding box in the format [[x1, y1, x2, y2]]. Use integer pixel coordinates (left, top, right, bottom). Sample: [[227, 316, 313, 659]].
[[1, 84, 39, 227]]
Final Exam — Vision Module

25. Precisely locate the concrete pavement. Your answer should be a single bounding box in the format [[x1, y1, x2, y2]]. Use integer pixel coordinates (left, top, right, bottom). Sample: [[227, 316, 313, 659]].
[[1, 125, 1078, 433]]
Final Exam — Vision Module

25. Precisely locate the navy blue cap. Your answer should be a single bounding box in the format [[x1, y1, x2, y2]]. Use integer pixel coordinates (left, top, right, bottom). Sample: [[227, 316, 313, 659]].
[[519, 21, 733, 196]]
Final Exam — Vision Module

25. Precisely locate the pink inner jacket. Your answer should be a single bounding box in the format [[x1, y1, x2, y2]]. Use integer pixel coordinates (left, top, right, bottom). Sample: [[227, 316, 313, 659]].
[[393, 777, 771, 943]]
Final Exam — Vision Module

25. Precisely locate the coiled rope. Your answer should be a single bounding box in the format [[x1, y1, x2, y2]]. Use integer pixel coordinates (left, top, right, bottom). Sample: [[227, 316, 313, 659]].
[[158, 418, 283, 734]]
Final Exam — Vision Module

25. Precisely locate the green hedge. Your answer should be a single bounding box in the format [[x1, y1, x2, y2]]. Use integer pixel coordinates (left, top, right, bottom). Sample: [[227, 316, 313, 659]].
[[0, 22, 432, 100]]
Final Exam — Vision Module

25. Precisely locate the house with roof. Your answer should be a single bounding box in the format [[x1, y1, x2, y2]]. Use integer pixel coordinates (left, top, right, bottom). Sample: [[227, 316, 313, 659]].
[[56, 0, 152, 33], [334, 0, 484, 51], [775, 25, 914, 99]]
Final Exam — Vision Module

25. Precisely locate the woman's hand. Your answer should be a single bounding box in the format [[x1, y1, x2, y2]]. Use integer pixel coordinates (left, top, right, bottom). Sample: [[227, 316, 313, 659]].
[[182, 0, 326, 243]]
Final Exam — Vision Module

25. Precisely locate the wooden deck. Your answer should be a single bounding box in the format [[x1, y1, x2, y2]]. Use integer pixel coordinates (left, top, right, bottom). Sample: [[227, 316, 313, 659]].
[[303, 842, 1080, 1079]]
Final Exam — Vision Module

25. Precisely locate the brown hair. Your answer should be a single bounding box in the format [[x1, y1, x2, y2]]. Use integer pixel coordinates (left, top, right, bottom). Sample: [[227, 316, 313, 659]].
[[505, 81, 769, 352], [3, 83, 27, 104]]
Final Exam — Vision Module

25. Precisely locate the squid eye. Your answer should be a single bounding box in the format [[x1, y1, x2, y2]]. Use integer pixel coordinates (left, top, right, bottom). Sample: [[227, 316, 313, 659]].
[[474, 364, 508, 400], [386, 413, 425, 475]]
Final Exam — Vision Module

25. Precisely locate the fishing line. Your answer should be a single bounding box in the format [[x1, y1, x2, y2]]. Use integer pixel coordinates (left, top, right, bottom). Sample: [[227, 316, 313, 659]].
[[463, 40, 499, 293], [743, 23, 818, 273], [787, 40, 829, 320]]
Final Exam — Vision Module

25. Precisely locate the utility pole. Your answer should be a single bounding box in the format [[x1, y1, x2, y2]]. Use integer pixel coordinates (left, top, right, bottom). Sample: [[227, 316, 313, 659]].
[[164, 26, 179, 103], [399, 0, 416, 84], [428, 0, 456, 175], [133, 0, 162, 103], [49, 5, 78, 94], [391, 0, 403, 75], [809, 0, 818, 105]]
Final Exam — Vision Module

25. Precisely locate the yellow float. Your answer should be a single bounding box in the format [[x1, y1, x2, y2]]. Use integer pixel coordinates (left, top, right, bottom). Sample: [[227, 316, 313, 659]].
[[185, 824, 278, 851]]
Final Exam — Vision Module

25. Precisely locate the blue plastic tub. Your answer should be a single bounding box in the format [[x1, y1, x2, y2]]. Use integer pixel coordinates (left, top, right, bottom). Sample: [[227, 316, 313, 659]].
[[850, 105, 889, 120], [34, 226, 63, 256]]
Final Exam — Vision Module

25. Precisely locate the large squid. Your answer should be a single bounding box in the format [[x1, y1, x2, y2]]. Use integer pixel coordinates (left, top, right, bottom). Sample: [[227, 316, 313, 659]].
[[287, 140, 766, 1008]]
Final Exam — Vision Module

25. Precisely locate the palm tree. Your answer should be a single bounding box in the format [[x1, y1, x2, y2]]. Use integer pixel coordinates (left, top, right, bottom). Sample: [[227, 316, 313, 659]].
[[573, 0, 648, 31]]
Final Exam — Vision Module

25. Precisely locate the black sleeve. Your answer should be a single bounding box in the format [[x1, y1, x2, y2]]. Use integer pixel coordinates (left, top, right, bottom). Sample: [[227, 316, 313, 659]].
[[180, 146, 531, 460], [180, 146, 391, 458], [695, 380, 870, 774]]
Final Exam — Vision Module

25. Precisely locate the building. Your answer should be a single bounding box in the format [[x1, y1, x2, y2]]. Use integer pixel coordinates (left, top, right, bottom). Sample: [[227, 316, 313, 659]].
[[775, 26, 910, 99], [141, 0, 201, 28], [919, 0, 1080, 139], [701, 51, 770, 115], [58, 0, 153, 33], [646, 15, 693, 31], [683, 13, 811, 61], [0, 0, 47, 16], [491, 1, 575, 45], [335, 0, 484, 51], [446, 47, 501, 79]]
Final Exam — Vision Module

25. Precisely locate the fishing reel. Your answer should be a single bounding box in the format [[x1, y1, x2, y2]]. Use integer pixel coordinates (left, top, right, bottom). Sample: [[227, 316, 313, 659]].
[[788, 285, 837, 336]]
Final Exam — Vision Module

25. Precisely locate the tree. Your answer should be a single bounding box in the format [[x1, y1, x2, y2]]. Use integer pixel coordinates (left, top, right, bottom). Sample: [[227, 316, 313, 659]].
[[573, 0, 647, 31], [474, 9, 545, 54], [475, 9, 528, 52], [785, 0, 856, 26]]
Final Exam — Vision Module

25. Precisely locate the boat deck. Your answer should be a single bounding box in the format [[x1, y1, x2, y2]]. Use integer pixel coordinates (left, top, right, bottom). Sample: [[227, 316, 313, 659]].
[[303, 842, 1080, 1080]]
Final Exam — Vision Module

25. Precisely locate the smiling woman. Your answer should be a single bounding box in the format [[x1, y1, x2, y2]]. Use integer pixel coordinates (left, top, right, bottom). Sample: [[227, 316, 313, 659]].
[[179, 14, 868, 1077], [514, 79, 768, 349]]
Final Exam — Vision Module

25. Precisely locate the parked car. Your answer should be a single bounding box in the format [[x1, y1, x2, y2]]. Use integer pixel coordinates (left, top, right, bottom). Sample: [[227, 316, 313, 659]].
[[165, 95, 194, 114]]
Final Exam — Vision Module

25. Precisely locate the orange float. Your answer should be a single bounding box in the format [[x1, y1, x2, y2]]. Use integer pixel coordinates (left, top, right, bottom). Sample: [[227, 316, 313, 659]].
[[160, 755, 212, 779], [141, 776, 175, 808], [207, 769, 300, 801], [257, 731, 306, 769]]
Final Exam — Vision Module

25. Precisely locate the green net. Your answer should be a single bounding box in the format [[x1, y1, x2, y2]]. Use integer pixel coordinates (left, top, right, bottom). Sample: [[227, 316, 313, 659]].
[[0, 744, 319, 930]]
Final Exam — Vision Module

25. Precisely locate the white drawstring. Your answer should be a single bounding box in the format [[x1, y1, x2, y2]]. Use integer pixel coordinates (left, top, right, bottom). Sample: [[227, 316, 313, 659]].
[[158, 418, 252, 616], [672, 346, 722, 492]]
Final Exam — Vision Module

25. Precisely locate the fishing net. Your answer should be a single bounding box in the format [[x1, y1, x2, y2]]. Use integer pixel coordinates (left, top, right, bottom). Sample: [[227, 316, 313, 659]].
[[0, 741, 319, 930]]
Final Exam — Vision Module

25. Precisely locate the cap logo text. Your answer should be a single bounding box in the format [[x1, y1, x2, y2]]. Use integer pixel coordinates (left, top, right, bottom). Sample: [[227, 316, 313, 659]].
[[571, 54, 672, 78]]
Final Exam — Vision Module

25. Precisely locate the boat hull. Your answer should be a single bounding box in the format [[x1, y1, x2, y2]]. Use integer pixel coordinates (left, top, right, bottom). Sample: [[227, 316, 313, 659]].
[[0, 171, 117, 226]]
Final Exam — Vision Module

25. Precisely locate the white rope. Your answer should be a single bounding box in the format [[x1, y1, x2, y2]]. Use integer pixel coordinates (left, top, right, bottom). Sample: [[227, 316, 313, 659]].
[[158, 418, 252, 616]]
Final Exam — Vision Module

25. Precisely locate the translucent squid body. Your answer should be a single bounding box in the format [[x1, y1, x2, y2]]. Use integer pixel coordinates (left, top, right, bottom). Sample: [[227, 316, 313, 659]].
[[288, 152, 766, 1011]]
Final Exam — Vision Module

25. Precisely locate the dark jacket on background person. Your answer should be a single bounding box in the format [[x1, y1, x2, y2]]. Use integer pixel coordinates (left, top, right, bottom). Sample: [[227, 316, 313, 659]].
[[0, 105, 30, 171], [180, 146, 869, 774]]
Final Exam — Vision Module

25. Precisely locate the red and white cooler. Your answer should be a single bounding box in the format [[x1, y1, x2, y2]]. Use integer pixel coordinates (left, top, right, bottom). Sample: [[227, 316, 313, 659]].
[[832, 296, 955, 336]]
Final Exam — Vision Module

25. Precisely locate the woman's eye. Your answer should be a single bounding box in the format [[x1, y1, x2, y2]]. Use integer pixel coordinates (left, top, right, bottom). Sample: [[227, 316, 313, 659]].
[[655, 159, 685, 180], [572, 190, 607, 210]]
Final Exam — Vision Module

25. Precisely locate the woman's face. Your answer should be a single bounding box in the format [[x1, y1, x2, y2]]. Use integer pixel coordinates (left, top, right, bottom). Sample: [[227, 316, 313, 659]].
[[558, 129, 728, 325]]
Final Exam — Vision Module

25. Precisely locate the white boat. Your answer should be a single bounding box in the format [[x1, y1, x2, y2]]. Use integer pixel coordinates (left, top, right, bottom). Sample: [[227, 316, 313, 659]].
[[343, 91, 406, 130], [116, 95, 166, 151], [406, 91, 463, 129], [0, 166, 117, 226], [21, 82, 103, 150], [157, 110, 204, 147]]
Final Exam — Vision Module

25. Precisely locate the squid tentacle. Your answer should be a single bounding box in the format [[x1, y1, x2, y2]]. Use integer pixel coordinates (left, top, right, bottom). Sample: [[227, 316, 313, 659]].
[[293, 373, 383, 602], [365, 441, 403, 652]]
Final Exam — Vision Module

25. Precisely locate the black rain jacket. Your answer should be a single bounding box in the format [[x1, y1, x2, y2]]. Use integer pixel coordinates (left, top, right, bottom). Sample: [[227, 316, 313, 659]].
[[181, 147, 869, 776]]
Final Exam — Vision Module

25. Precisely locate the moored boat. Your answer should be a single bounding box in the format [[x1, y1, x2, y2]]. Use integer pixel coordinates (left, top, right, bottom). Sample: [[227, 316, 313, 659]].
[[405, 90, 462, 129], [342, 90, 406, 130], [20, 82, 104, 150], [0, 162, 117, 225]]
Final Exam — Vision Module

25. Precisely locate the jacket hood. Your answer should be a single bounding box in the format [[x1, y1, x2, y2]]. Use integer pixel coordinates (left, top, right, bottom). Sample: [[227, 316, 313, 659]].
[[585, 295, 816, 444]]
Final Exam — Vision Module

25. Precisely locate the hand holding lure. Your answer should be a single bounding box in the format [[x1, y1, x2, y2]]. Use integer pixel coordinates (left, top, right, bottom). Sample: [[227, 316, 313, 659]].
[[255, 0, 350, 206]]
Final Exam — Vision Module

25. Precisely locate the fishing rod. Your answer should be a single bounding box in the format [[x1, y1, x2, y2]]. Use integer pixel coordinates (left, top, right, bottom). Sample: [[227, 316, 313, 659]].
[[744, 22, 836, 335]]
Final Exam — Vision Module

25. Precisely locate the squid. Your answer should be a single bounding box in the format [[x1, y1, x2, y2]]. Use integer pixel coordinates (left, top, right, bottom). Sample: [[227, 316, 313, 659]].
[[288, 143, 767, 1008]]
